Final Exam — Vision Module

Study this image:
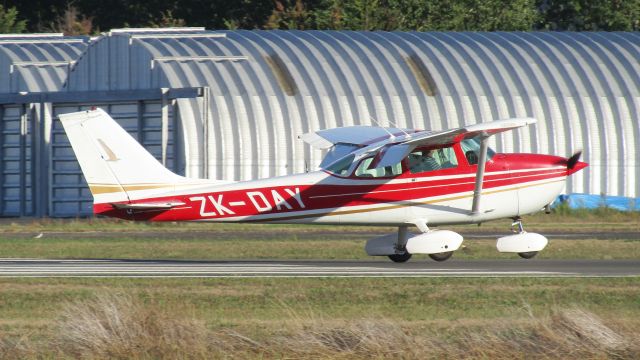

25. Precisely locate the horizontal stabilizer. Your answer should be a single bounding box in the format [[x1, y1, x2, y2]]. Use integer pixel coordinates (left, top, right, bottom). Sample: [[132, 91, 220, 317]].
[[111, 201, 185, 210]]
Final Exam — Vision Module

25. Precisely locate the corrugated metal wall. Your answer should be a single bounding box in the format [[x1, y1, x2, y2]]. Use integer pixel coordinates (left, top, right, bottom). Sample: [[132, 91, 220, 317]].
[[0, 34, 87, 93], [0, 34, 88, 216], [1, 29, 638, 217], [0, 33, 185, 217], [0, 104, 33, 215], [67, 29, 639, 198]]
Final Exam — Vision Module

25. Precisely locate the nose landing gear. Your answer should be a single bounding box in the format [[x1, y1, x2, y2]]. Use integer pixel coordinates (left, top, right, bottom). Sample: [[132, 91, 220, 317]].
[[496, 217, 548, 259], [512, 217, 539, 259]]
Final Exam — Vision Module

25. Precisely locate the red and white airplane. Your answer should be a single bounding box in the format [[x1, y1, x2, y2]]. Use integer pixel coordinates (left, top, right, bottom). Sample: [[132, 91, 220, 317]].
[[59, 109, 587, 262]]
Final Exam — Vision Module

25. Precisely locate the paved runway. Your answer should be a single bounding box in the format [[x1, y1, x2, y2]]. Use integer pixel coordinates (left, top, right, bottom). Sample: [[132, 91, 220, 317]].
[[0, 259, 637, 277]]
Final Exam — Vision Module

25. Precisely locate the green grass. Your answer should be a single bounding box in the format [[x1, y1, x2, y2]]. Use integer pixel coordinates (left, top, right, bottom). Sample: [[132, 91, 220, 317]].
[[0, 209, 638, 263], [0, 209, 639, 260], [0, 235, 639, 260], [1, 277, 639, 330]]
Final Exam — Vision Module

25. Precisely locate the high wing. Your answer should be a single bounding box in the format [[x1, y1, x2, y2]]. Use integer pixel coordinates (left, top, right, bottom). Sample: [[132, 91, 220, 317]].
[[375, 118, 537, 168], [301, 118, 535, 151], [301, 117, 537, 215], [299, 125, 418, 149]]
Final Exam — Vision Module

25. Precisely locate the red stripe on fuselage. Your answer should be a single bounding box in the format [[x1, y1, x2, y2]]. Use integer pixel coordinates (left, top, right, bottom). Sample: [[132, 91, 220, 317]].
[[94, 167, 567, 221]]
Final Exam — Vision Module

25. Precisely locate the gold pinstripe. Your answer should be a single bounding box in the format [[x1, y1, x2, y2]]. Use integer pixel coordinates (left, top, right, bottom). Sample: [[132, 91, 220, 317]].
[[243, 178, 566, 222]]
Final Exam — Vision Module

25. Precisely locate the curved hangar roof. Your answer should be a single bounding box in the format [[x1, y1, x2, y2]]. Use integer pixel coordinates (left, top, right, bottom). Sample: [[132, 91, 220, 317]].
[[0, 33, 88, 93], [66, 29, 640, 198]]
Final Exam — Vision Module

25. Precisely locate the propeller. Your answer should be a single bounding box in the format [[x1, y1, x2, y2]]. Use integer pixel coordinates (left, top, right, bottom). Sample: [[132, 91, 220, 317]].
[[567, 151, 582, 170]]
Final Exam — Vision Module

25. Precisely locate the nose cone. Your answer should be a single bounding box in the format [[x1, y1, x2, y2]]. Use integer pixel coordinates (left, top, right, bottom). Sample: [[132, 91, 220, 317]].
[[566, 151, 588, 175], [567, 160, 588, 175]]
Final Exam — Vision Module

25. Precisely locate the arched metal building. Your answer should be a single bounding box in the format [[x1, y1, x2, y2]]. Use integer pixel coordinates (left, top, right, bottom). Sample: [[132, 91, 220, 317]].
[[1, 28, 638, 217]]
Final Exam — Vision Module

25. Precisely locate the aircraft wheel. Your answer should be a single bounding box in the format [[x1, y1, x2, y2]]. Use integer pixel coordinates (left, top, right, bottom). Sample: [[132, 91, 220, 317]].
[[428, 251, 454, 262], [518, 251, 538, 259], [388, 252, 412, 263]]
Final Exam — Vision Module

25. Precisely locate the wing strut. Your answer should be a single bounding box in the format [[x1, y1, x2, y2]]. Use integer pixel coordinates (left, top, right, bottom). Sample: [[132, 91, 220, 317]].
[[471, 134, 489, 215]]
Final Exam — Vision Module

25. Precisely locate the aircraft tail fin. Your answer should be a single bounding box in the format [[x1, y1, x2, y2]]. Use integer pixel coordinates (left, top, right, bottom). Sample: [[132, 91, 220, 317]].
[[58, 109, 187, 205]]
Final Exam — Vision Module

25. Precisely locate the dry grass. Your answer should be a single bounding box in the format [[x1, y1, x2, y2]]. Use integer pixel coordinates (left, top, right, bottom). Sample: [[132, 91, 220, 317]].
[[55, 293, 220, 359], [1, 294, 638, 359]]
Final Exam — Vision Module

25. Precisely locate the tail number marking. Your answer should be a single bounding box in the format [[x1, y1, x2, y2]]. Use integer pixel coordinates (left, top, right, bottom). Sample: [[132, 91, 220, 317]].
[[191, 188, 306, 217], [189, 195, 235, 217], [247, 188, 305, 213]]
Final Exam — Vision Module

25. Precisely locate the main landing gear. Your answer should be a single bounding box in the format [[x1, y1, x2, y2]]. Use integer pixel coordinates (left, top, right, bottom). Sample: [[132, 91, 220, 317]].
[[428, 251, 454, 262], [388, 252, 412, 263], [388, 226, 412, 263], [369, 225, 463, 263]]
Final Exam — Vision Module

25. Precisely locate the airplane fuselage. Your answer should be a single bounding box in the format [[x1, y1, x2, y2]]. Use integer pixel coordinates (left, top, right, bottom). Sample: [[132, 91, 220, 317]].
[[95, 153, 583, 226]]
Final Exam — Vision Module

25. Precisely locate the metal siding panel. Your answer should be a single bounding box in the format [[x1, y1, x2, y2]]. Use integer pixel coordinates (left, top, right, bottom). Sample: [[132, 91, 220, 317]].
[[1, 105, 33, 216], [390, 96, 407, 128], [231, 95, 252, 180], [250, 95, 271, 178], [0, 38, 86, 94], [630, 96, 640, 197], [210, 95, 234, 181], [422, 95, 441, 131], [460, 96, 475, 127], [548, 96, 567, 162], [478, 96, 494, 124], [494, 96, 512, 153], [582, 98, 601, 195], [564, 97, 582, 194], [616, 96, 635, 198], [269, 96, 289, 177], [443, 96, 460, 129], [302, 95, 322, 170], [513, 96, 532, 153], [598, 97, 618, 195]]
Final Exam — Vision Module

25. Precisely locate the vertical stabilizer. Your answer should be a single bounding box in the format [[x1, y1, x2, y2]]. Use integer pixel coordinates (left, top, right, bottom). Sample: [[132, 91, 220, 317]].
[[59, 109, 185, 204]]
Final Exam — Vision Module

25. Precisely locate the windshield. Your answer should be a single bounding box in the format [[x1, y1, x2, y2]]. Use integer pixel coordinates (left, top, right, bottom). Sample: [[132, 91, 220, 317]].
[[325, 154, 355, 176], [460, 136, 495, 164], [320, 143, 361, 168], [354, 157, 403, 178]]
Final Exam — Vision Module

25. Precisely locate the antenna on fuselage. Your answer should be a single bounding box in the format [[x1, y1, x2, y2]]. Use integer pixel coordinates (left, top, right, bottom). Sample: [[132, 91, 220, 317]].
[[384, 118, 411, 138], [369, 116, 397, 140]]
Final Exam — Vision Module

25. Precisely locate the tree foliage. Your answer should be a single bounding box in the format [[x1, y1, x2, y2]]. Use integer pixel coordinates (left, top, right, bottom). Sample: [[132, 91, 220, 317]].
[[537, 0, 640, 31], [0, 5, 27, 33], [2, 0, 639, 33], [47, 5, 96, 35]]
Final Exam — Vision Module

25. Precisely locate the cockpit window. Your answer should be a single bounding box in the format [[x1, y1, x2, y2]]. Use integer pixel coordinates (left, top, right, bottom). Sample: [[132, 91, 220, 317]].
[[320, 143, 361, 168], [325, 154, 354, 176], [408, 146, 458, 174], [354, 157, 403, 178], [460, 136, 495, 165]]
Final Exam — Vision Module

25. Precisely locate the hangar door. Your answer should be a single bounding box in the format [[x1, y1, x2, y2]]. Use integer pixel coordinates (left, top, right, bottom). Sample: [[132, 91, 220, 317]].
[[0, 105, 33, 216], [51, 101, 181, 217]]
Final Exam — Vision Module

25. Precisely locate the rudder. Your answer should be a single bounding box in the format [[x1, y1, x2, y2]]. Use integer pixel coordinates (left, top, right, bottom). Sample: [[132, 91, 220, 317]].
[[59, 109, 186, 205]]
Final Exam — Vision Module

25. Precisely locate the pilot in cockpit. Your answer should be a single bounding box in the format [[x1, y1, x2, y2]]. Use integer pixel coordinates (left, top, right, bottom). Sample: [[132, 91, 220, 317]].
[[409, 149, 441, 173]]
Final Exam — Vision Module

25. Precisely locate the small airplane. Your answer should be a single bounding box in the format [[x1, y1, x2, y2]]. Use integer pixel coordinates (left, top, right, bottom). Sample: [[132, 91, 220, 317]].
[[59, 109, 587, 262]]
